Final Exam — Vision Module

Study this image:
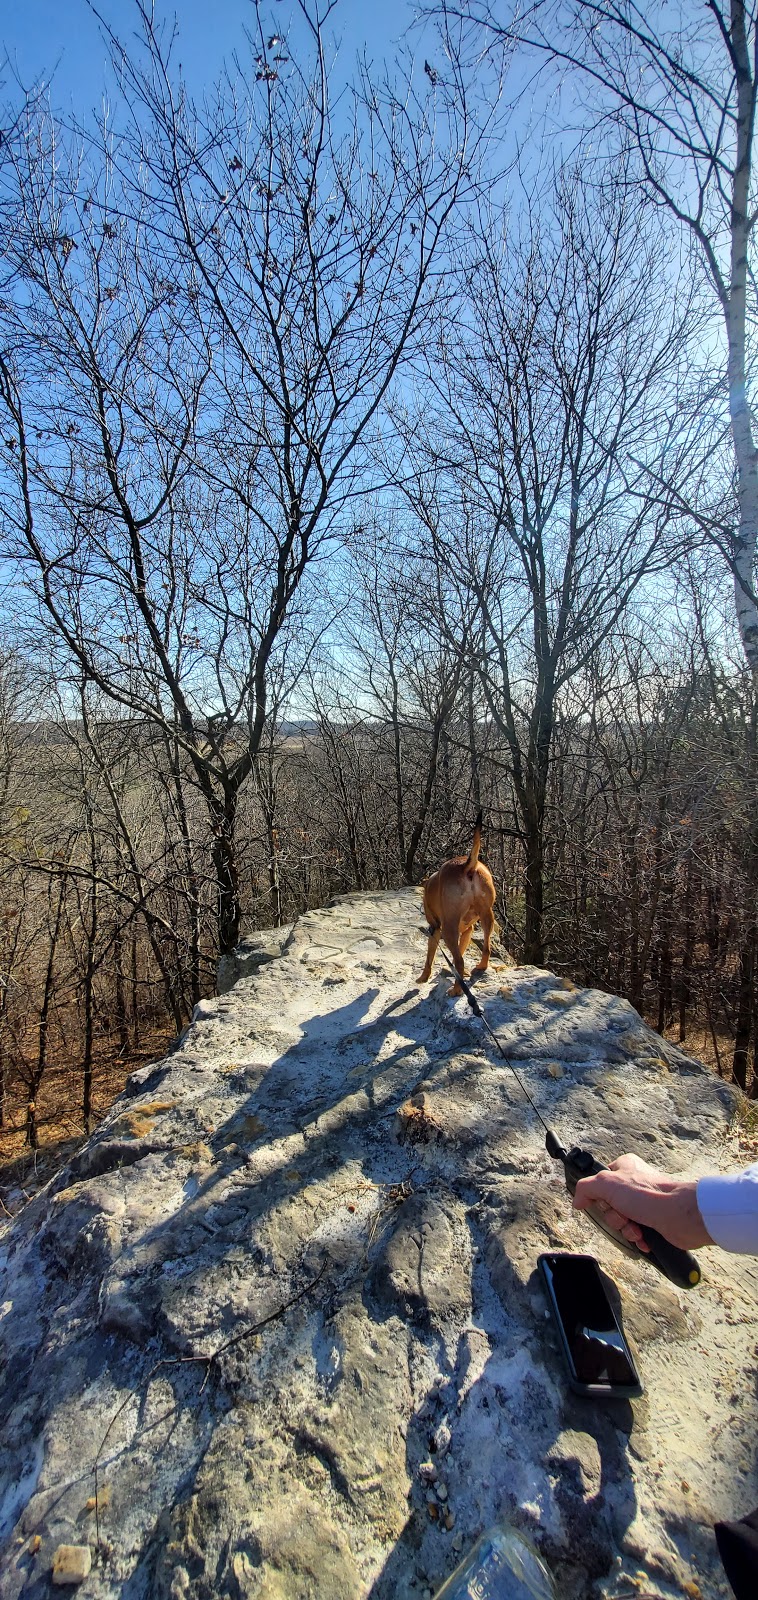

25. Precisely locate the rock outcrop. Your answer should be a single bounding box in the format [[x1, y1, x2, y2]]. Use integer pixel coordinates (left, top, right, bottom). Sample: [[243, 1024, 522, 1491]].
[[1, 888, 756, 1599]]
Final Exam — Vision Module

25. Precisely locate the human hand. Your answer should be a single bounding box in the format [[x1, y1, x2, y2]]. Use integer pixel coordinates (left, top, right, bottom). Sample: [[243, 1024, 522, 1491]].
[[572, 1152, 714, 1251]]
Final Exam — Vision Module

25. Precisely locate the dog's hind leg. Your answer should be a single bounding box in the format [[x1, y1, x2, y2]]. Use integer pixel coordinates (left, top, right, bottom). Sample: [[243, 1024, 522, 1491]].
[[417, 923, 441, 984], [472, 908, 494, 974], [442, 920, 466, 996]]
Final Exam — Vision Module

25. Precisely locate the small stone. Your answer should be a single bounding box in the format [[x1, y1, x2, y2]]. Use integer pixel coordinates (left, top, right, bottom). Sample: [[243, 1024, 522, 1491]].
[[427, 1498, 439, 1521], [29, 1535, 41, 1554], [436, 1482, 448, 1501], [547, 1062, 564, 1079], [452, 1532, 464, 1551], [418, 1460, 437, 1483], [51, 1545, 92, 1585], [444, 1510, 455, 1530], [433, 1422, 451, 1457]]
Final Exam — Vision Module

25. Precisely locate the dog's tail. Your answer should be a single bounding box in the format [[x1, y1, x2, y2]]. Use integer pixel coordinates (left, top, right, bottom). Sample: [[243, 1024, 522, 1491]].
[[465, 809, 483, 872]]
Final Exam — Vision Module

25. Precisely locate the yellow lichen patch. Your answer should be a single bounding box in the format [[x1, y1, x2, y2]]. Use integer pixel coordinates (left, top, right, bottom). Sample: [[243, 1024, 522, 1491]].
[[547, 1062, 564, 1079], [396, 1094, 445, 1145], [499, 985, 513, 1001], [112, 1100, 176, 1138], [179, 1141, 214, 1164], [559, 977, 577, 991], [284, 1168, 302, 1181], [545, 990, 575, 1006], [85, 1485, 110, 1512]]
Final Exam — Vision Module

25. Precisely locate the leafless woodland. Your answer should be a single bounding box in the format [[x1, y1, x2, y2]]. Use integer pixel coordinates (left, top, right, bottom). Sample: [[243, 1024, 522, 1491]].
[[2, 0, 758, 1164]]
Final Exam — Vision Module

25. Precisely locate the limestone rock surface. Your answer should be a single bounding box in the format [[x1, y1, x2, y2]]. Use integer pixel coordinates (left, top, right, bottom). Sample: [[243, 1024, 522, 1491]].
[[1, 888, 756, 1600]]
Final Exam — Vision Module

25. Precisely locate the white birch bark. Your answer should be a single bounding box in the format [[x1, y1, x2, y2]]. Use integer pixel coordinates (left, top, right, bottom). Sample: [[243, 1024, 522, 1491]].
[[727, 0, 758, 682]]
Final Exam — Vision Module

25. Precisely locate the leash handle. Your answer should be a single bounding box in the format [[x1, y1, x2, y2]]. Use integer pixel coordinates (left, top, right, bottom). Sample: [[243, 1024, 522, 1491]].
[[560, 1144, 701, 1290]]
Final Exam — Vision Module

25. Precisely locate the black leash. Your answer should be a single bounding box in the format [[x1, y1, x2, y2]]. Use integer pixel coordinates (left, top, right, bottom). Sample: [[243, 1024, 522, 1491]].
[[436, 947, 554, 1140], [432, 943, 701, 1290]]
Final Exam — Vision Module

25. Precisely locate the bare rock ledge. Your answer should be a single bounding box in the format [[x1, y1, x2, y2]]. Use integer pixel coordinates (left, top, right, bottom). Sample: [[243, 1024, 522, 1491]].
[[1, 888, 756, 1599]]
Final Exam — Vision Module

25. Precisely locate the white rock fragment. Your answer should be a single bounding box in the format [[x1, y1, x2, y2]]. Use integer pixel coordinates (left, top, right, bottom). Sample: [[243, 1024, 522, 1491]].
[[433, 1422, 451, 1457], [51, 1545, 92, 1585], [436, 1481, 448, 1501], [418, 1460, 438, 1483]]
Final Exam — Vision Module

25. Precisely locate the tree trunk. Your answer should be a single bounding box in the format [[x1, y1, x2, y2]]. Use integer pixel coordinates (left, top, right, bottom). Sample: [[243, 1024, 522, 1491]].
[[131, 931, 141, 1048], [82, 876, 98, 1133], [628, 842, 643, 1015], [404, 709, 447, 884], [113, 925, 129, 1054], [733, 922, 755, 1090], [467, 671, 481, 816], [524, 811, 545, 966], [727, 0, 758, 682], [212, 788, 241, 956], [27, 884, 65, 1149], [267, 820, 283, 927], [678, 857, 696, 1043], [390, 677, 406, 876]]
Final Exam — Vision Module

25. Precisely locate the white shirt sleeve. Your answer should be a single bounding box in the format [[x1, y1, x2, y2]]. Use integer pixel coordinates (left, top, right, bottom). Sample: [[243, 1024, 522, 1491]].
[[696, 1163, 758, 1253]]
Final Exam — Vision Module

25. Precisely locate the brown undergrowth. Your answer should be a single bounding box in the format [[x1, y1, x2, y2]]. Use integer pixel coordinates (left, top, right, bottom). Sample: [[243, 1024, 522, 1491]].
[[0, 1022, 176, 1212]]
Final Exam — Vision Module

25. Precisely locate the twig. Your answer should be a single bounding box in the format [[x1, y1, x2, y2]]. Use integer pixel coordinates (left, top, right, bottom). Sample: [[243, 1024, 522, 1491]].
[[93, 1255, 328, 1549]]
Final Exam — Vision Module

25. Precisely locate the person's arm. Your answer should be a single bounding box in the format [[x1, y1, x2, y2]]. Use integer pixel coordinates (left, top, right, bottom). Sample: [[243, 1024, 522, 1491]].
[[572, 1152, 715, 1251], [695, 1165, 758, 1253]]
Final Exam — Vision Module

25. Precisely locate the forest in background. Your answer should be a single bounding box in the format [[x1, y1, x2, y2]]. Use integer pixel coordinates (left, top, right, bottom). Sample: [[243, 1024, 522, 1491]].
[[2, 0, 758, 1167]]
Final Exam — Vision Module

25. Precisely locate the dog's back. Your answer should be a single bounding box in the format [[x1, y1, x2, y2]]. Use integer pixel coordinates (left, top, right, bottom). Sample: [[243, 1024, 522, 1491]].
[[424, 812, 492, 910]]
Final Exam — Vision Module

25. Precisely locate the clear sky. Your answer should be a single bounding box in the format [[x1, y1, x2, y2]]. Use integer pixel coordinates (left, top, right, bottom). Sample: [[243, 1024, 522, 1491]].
[[2, 0, 429, 115]]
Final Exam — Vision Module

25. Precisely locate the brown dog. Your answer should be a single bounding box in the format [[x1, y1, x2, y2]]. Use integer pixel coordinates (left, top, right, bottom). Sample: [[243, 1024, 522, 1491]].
[[417, 811, 496, 995]]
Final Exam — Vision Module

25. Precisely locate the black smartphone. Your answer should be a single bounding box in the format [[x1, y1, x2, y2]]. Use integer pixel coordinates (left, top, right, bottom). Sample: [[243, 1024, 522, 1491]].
[[538, 1252, 643, 1399]]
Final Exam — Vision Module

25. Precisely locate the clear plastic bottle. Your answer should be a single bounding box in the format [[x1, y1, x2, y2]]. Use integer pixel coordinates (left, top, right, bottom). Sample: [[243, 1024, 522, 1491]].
[[431, 1521, 558, 1600]]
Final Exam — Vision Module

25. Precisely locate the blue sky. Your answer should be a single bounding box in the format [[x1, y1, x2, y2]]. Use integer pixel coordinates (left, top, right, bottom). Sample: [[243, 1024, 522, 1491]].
[[2, 0, 428, 113]]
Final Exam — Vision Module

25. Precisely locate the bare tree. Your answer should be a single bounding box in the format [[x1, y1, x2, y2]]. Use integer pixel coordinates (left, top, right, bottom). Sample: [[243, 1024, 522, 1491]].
[[396, 169, 691, 960], [448, 0, 758, 681], [0, 0, 479, 956]]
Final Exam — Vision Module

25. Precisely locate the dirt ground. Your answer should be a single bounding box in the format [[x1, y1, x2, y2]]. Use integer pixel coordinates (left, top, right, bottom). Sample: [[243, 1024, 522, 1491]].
[[0, 1023, 176, 1213]]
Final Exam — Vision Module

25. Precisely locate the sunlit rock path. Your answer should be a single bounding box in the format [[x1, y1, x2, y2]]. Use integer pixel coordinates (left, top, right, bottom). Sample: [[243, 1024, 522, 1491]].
[[1, 888, 756, 1598]]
